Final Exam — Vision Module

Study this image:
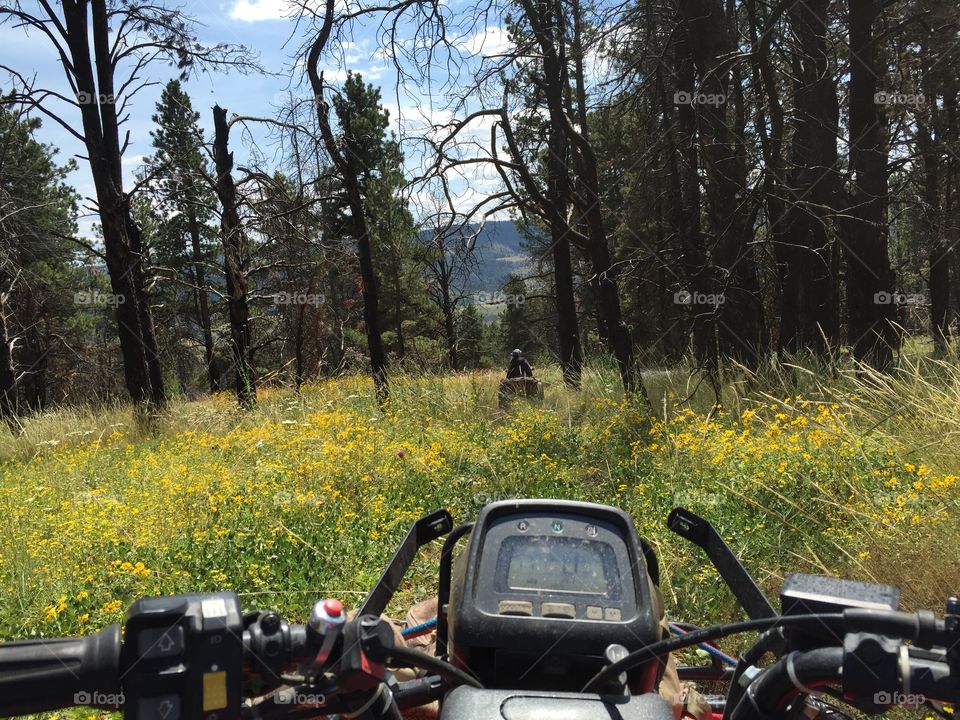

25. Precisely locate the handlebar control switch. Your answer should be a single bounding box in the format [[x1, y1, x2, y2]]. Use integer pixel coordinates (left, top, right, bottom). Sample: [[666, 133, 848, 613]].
[[122, 592, 244, 720], [842, 632, 900, 714], [245, 612, 292, 689], [338, 615, 391, 693], [358, 615, 396, 663]]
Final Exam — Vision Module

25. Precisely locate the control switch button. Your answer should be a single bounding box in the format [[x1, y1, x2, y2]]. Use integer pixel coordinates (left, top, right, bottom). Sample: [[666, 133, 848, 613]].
[[137, 626, 184, 659], [498, 600, 533, 616], [138, 695, 181, 720], [541, 602, 576, 619], [604, 607, 622, 621], [203, 670, 228, 711], [586, 605, 603, 620]]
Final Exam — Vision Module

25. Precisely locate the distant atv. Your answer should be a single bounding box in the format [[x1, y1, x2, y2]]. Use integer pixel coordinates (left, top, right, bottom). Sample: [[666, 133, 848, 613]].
[[498, 376, 544, 408]]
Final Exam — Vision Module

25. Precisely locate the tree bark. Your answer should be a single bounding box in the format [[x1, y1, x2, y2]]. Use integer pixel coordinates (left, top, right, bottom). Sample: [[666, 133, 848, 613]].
[[777, 0, 840, 354], [188, 213, 219, 391], [546, 122, 584, 388], [306, 4, 388, 404], [843, 0, 897, 367], [917, 43, 950, 354], [520, 0, 633, 388], [665, 17, 715, 367], [0, 281, 16, 421], [433, 247, 459, 370], [679, 0, 766, 366], [212, 105, 256, 407], [61, 0, 161, 406]]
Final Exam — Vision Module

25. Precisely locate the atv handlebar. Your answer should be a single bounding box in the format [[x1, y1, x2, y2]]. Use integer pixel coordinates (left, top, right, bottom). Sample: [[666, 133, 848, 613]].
[[0, 624, 122, 716], [1, 605, 956, 720], [730, 643, 960, 720], [0, 612, 453, 720], [0, 504, 956, 720]]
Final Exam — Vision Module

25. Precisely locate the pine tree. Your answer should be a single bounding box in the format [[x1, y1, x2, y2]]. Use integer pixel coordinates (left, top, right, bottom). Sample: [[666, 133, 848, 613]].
[[329, 73, 426, 368], [144, 80, 221, 393], [0, 101, 82, 416]]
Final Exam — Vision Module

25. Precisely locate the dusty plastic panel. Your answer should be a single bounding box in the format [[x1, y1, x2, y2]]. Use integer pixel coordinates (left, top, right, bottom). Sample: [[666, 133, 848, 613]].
[[438, 686, 676, 720]]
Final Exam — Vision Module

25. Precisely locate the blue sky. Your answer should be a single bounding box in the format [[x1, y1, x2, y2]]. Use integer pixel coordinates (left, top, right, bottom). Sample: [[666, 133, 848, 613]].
[[1, 0, 513, 236]]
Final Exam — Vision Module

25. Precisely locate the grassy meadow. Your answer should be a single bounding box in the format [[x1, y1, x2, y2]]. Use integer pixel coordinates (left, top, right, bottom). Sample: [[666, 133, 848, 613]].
[[1, 351, 959, 651]]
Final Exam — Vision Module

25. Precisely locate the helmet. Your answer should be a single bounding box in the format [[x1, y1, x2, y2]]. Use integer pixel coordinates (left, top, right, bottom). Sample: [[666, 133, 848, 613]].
[[511, 349, 521, 357]]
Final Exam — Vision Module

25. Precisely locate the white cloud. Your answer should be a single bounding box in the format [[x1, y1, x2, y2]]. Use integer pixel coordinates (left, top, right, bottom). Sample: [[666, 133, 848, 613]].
[[324, 68, 351, 84], [227, 0, 344, 21], [228, 0, 296, 22], [460, 27, 511, 57]]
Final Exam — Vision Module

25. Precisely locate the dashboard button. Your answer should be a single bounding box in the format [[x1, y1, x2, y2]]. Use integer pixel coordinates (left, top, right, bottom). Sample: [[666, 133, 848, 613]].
[[604, 607, 622, 621], [498, 600, 533, 616], [585, 605, 603, 620], [541, 602, 576, 619]]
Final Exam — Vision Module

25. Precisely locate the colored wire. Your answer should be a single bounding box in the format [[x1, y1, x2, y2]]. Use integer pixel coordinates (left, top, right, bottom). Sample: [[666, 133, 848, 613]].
[[401, 617, 437, 639], [668, 621, 738, 666]]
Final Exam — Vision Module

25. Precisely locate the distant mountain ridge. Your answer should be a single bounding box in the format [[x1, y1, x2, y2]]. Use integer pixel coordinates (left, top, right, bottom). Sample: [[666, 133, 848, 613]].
[[419, 220, 530, 296]]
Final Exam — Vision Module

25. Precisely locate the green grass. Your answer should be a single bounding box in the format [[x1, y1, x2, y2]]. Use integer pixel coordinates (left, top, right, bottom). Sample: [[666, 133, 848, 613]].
[[0, 355, 957, 651]]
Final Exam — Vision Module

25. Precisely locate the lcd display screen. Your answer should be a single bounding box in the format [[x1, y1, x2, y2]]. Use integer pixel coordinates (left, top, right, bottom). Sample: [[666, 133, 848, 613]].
[[496, 536, 620, 597]]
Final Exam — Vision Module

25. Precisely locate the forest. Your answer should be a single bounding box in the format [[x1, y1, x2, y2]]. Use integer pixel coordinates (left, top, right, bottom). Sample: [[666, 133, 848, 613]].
[[0, 0, 959, 413]]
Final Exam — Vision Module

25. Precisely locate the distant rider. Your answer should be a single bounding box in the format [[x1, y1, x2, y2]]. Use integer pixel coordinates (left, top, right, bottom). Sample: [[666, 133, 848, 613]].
[[506, 349, 534, 379]]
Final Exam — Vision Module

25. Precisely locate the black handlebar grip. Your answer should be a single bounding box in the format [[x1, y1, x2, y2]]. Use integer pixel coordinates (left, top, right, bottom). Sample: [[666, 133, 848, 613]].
[[0, 624, 122, 717]]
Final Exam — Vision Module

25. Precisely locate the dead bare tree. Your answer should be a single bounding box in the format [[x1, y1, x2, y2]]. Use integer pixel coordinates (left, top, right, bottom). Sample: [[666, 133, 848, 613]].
[[211, 106, 256, 407], [0, 1, 255, 408], [305, 0, 390, 403], [419, 206, 479, 370], [412, 2, 655, 393]]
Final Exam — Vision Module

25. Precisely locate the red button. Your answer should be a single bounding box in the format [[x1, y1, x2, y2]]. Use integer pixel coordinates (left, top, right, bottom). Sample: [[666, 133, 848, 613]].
[[323, 598, 343, 617]]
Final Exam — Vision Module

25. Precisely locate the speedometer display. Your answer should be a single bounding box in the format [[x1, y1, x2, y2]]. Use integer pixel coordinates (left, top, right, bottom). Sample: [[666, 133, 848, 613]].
[[449, 500, 662, 689], [496, 536, 620, 597]]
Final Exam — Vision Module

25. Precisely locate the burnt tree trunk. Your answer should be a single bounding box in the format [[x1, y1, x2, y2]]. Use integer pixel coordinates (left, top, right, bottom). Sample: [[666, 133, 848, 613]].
[[62, 0, 162, 406], [778, 0, 840, 354], [125, 215, 165, 402], [945, 87, 960, 334], [433, 247, 459, 371], [843, 0, 897, 367], [393, 266, 405, 360], [548, 123, 584, 389], [188, 213, 219, 391], [679, 0, 766, 366], [0, 279, 16, 421], [519, 0, 633, 389], [665, 16, 715, 367], [212, 105, 255, 407], [918, 43, 950, 354], [325, 260, 346, 374], [567, 0, 635, 389], [920, 111, 949, 353], [746, 0, 788, 353]]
